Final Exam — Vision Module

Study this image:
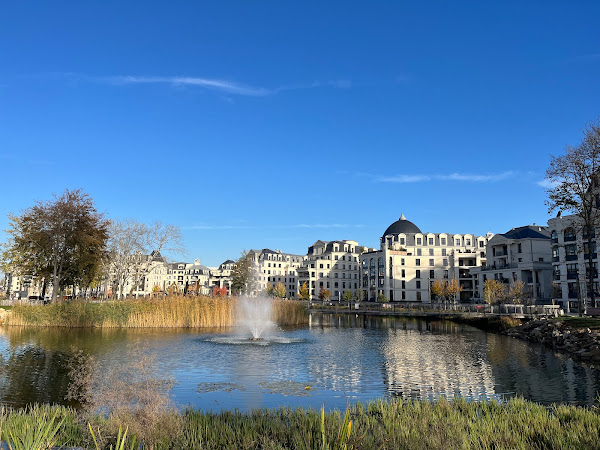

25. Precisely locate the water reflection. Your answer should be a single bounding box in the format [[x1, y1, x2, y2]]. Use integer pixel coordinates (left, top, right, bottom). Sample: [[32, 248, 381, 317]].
[[0, 315, 598, 411]]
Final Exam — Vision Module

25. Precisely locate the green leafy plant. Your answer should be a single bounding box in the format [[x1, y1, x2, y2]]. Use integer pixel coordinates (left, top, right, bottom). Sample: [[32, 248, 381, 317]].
[[89, 423, 137, 450], [5, 410, 64, 450]]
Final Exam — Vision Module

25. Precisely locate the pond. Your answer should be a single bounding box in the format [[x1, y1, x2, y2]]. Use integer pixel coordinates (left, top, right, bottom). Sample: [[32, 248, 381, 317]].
[[0, 314, 598, 411]]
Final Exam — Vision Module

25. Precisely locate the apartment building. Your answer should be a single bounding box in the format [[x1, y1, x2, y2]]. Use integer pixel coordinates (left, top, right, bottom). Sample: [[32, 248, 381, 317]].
[[297, 240, 368, 300], [360, 214, 491, 303], [471, 225, 553, 303], [247, 249, 304, 298], [548, 214, 599, 312]]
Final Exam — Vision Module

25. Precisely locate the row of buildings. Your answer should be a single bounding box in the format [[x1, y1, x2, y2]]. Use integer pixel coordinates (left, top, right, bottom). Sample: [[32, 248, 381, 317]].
[[0, 213, 594, 311]]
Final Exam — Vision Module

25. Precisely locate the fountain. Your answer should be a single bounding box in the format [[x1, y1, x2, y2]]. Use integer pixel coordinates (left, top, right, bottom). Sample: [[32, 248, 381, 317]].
[[239, 295, 275, 340]]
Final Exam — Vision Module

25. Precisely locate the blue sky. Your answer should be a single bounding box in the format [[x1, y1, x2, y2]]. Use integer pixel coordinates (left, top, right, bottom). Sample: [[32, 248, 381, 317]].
[[1, 1, 599, 266]]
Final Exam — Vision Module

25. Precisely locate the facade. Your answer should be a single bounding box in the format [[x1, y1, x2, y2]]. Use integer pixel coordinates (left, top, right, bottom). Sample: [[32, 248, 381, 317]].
[[297, 240, 369, 300], [471, 225, 553, 304], [360, 214, 491, 303], [548, 214, 599, 311], [247, 249, 304, 298]]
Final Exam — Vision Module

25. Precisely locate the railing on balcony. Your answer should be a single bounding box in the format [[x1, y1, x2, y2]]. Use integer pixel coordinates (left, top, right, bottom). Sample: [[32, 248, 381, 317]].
[[494, 251, 506, 257], [566, 270, 578, 280], [564, 235, 576, 242], [481, 263, 519, 271], [566, 254, 578, 261], [584, 253, 598, 260]]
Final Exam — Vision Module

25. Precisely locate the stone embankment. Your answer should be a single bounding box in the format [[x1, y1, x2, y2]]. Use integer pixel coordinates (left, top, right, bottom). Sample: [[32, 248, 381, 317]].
[[505, 319, 600, 363]]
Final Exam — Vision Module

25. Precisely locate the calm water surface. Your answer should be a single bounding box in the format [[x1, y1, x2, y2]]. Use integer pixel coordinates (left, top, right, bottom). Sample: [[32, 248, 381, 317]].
[[0, 314, 599, 411]]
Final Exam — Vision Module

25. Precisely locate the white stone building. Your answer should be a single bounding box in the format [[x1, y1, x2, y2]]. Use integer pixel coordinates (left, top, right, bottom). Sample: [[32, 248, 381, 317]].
[[548, 214, 599, 311], [297, 240, 369, 300], [471, 225, 553, 304], [247, 249, 304, 298], [360, 214, 491, 303]]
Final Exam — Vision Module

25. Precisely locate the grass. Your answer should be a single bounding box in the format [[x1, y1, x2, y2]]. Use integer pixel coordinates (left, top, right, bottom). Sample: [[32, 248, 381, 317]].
[[553, 316, 600, 330], [5, 296, 308, 329], [1, 398, 600, 449]]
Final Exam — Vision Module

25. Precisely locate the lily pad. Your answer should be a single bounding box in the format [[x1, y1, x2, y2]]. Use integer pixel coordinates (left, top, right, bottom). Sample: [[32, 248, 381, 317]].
[[196, 382, 245, 394]]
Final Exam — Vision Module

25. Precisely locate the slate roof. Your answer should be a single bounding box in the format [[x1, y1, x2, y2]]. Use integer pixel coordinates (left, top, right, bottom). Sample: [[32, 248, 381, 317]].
[[501, 226, 550, 240]]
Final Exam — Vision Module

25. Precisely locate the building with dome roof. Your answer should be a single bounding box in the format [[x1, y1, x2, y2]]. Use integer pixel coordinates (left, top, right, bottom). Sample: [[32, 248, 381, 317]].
[[359, 214, 493, 303]]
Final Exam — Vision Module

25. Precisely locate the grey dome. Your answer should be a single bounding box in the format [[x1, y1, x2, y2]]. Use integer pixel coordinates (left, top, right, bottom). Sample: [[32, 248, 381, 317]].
[[382, 213, 422, 237]]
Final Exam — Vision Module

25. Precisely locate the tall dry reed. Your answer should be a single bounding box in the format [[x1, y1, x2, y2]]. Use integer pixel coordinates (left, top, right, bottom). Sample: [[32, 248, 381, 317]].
[[5, 296, 307, 329]]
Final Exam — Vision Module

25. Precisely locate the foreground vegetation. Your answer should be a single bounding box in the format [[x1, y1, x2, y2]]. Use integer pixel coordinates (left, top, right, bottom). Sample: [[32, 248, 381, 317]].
[[1, 398, 600, 449], [4, 296, 308, 328]]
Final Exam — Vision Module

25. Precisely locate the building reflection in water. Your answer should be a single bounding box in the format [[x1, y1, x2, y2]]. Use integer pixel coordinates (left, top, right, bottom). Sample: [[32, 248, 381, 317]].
[[310, 313, 600, 405]]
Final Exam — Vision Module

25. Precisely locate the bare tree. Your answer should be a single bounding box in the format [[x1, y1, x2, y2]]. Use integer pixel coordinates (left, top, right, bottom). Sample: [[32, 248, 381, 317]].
[[545, 119, 600, 311], [107, 219, 184, 298]]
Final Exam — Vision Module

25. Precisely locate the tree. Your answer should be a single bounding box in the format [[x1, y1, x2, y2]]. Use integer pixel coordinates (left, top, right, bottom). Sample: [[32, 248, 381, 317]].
[[212, 286, 227, 297], [431, 280, 444, 302], [298, 282, 310, 300], [377, 292, 389, 303], [446, 279, 463, 304], [545, 119, 600, 311], [356, 288, 364, 302], [484, 279, 506, 305], [107, 219, 184, 299], [1, 189, 109, 303], [265, 283, 274, 296], [231, 251, 255, 296], [273, 282, 286, 299], [318, 288, 331, 301], [508, 280, 525, 304], [342, 289, 353, 302]]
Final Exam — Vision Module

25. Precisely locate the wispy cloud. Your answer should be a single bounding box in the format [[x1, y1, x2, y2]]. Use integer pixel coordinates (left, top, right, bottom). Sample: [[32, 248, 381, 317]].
[[537, 179, 560, 189], [50, 73, 352, 97], [377, 175, 431, 183], [376, 171, 516, 183], [99, 75, 272, 96]]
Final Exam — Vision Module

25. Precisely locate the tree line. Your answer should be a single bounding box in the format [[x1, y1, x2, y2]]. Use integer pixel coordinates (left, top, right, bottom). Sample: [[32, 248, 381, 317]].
[[0, 189, 184, 302]]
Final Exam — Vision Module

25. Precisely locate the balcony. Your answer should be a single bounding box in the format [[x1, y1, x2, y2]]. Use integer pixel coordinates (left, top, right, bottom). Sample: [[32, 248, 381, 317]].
[[566, 254, 578, 261], [584, 253, 598, 260], [564, 235, 576, 242], [551, 238, 559, 244], [566, 271, 578, 280]]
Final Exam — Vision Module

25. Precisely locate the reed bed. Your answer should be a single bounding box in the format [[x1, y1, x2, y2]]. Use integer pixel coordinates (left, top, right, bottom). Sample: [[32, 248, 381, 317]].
[[1, 398, 600, 449], [5, 296, 308, 329]]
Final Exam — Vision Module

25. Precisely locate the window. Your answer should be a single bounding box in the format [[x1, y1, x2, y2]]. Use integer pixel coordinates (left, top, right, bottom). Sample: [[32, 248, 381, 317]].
[[429, 259, 434, 266], [319, 272, 323, 278], [401, 269, 406, 277], [416, 291, 422, 301], [402, 291, 406, 300], [417, 249, 422, 256], [416, 280, 421, 289], [441, 238, 447, 246], [401, 280, 405, 289], [429, 248, 434, 256], [443, 258, 448, 266], [564, 228, 576, 242], [319, 264, 323, 269], [428, 237, 434, 245], [400, 237, 405, 245], [430, 270, 435, 278], [444, 270, 449, 278], [334, 282, 339, 288], [479, 240, 484, 248], [415, 259, 421, 266], [335, 255, 339, 260], [518, 243, 522, 253], [417, 237, 422, 245], [442, 249, 447, 256], [455, 239, 460, 246], [401, 258, 405, 266], [416, 270, 421, 278]]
